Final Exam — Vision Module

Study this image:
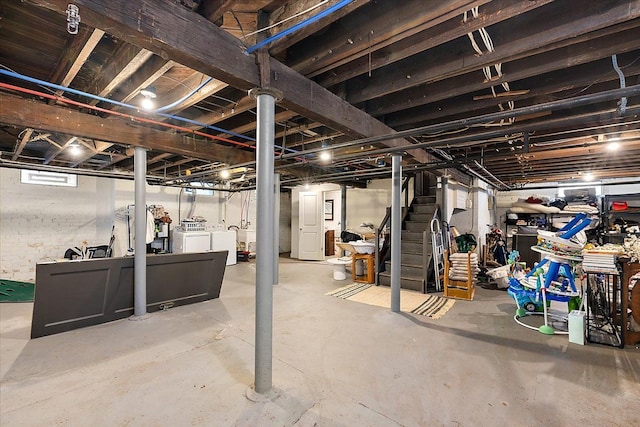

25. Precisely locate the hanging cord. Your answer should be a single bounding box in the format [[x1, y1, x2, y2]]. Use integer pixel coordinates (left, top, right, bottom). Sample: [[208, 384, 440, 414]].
[[463, 7, 516, 126], [611, 54, 627, 114], [243, 0, 330, 39]]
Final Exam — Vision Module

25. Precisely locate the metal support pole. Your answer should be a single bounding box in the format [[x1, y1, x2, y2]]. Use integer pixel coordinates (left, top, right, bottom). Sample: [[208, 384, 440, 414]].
[[391, 154, 402, 312], [249, 88, 280, 395], [134, 147, 147, 317], [274, 173, 280, 285], [340, 184, 347, 233]]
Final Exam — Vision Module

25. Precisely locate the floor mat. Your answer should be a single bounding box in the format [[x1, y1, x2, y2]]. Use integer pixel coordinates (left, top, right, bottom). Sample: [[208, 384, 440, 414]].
[[326, 283, 455, 319], [0, 279, 35, 302]]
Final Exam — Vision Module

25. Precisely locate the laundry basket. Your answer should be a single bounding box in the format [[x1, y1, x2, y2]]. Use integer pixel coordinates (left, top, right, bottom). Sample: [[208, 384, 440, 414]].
[[487, 264, 511, 289]]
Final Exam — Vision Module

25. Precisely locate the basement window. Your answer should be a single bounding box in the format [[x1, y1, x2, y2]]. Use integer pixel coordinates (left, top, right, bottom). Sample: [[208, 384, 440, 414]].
[[20, 170, 78, 187], [184, 182, 214, 196]]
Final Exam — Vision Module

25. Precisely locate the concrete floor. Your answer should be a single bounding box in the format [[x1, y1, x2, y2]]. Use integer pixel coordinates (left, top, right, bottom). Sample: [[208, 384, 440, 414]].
[[1, 257, 639, 426]]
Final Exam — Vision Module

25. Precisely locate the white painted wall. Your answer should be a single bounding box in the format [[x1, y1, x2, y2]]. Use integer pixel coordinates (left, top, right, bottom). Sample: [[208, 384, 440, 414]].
[[441, 178, 493, 250], [290, 182, 393, 258], [0, 168, 263, 281], [1, 168, 113, 281]]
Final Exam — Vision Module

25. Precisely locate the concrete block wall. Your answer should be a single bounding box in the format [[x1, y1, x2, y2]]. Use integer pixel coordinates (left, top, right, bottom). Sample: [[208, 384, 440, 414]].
[[0, 169, 260, 281], [0, 169, 114, 282]]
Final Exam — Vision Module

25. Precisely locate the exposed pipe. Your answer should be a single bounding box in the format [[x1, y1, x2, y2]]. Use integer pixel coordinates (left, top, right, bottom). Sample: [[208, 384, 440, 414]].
[[0, 81, 253, 148], [155, 77, 213, 113], [611, 54, 627, 114], [276, 85, 640, 160], [245, 0, 355, 54], [0, 157, 156, 181], [0, 68, 253, 141], [1, 69, 306, 157]]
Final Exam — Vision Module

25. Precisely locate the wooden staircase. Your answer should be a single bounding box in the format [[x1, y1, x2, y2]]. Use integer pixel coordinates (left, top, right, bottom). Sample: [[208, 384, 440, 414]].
[[378, 195, 438, 293]]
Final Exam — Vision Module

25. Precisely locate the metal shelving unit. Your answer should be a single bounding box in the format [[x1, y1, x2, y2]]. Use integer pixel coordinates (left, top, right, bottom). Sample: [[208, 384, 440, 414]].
[[585, 271, 624, 348]]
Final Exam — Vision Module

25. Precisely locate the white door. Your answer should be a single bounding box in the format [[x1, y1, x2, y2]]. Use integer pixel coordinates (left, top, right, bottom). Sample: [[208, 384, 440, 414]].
[[298, 191, 323, 260]]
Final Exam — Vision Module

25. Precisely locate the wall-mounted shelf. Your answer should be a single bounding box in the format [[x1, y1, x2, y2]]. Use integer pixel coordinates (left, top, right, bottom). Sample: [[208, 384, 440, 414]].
[[600, 194, 640, 244]]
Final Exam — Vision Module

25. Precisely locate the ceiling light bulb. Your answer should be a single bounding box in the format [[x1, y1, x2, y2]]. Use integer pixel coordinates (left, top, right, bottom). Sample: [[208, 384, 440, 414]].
[[220, 170, 230, 179], [69, 144, 81, 156], [319, 151, 331, 162], [304, 183, 310, 190], [141, 97, 155, 111], [583, 172, 594, 181], [607, 141, 620, 151]]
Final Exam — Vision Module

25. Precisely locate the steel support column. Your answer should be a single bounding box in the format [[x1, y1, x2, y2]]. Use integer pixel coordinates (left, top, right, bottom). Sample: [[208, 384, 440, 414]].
[[134, 146, 147, 317], [249, 88, 280, 395], [274, 173, 280, 285], [391, 154, 402, 312]]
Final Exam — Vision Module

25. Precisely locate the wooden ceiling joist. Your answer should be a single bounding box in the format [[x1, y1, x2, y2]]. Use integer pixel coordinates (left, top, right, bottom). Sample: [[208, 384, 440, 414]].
[[29, 0, 434, 165], [0, 93, 255, 165]]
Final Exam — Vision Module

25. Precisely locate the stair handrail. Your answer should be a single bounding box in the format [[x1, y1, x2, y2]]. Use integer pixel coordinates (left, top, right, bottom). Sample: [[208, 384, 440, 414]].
[[375, 175, 413, 285], [428, 205, 444, 292], [421, 205, 441, 290]]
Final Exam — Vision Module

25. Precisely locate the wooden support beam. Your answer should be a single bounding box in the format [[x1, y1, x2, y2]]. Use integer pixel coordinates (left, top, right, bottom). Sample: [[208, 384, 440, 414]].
[[0, 93, 255, 165], [12, 128, 34, 161], [153, 72, 228, 113], [49, 28, 105, 98], [288, 0, 489, 75], [44, 136, 76, 165], [28, 0, 433, 164], [198, 0, 235, 22], [223, 110, 298, 142], [70, 140, 114, 167], [314, 0, 553, 86], [368, 28, 640, 116], [119, 59, 175, 104], [348, 1, 640, 104], [386, 59, 640, 129], [188, 96, 255, 129], [267, 0, 373, 55], [88, 47, 153, 104]]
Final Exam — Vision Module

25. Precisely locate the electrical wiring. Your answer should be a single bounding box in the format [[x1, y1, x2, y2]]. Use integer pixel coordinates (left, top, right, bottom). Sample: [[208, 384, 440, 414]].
[[0, 64, 59, 96], [245, 0, 355, 54], [463, 6, 516, 126], [243, 0, 330, 38], [155, 76, 213, 113]]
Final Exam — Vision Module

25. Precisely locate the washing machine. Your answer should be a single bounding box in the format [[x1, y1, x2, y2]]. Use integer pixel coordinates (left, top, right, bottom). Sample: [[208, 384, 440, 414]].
[[172, 230, 211, 253], [211, 230, 237, 265]]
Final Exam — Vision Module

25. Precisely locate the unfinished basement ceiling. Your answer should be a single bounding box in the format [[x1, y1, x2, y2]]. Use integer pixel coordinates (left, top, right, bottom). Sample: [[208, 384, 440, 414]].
[[0, 0, 638, 190]]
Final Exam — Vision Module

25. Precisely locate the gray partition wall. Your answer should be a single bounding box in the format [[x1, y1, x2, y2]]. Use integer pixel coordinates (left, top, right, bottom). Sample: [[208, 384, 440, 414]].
[[31, 251, 228, 338]]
